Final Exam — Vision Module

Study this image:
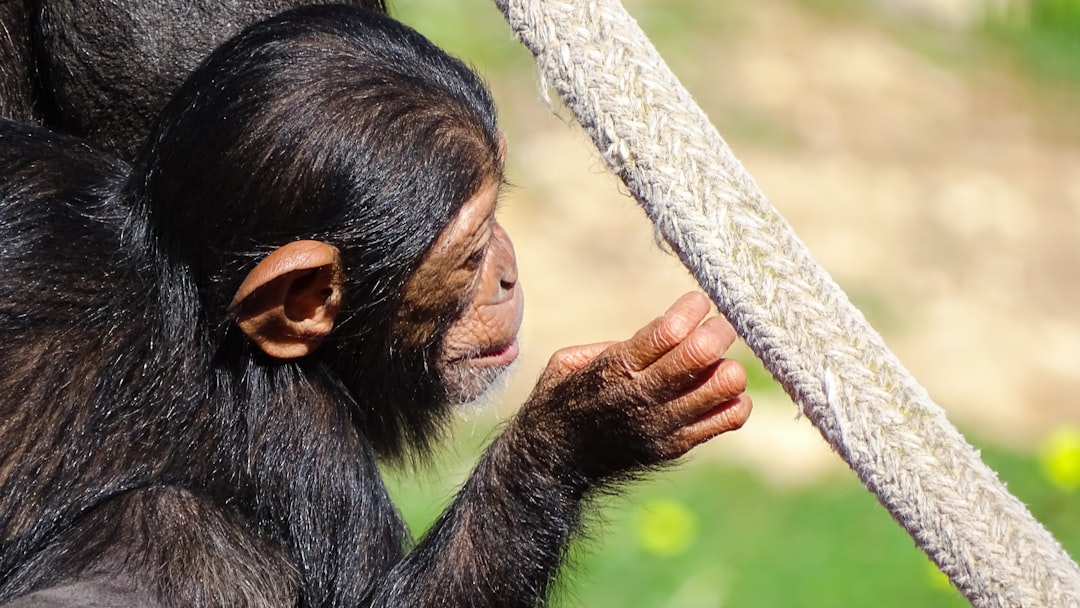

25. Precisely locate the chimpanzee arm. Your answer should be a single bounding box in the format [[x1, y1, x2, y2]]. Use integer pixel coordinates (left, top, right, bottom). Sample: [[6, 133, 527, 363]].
[[373, 293, 751, 607], [376, 434, 587, 607]]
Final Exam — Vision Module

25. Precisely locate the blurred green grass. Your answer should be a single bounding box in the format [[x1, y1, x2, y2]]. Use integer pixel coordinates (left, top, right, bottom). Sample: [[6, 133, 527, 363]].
[[394, 0, 1080, 83], [386, 429, 1080, 607], [984, 0, 1080, 85]]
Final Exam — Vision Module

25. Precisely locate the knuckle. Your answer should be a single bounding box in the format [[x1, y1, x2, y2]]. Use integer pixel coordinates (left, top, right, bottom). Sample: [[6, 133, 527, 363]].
[[730, 395, 753, 428], [655, 433, 693, 461], [654, 312, 692, 348], [716, 359, 748, 394], [724, 406, 750, 431], [707, 397, 752, 434], [593, 351, 636, 385], [682, 329, 724, 368]]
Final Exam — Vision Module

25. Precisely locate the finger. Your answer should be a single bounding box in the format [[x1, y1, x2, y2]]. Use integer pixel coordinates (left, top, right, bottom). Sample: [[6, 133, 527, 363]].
[[640, 316, 738, 397], [542, 341, 618, 379], [617, 292, 711, 372], [534, 341, 618, 394], [662, 358, 748, 425], [669, 393, 753, 457]]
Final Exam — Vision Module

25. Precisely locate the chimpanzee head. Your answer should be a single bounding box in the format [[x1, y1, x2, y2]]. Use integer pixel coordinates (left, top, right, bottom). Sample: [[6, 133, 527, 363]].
[[125, 5, 522, 457]]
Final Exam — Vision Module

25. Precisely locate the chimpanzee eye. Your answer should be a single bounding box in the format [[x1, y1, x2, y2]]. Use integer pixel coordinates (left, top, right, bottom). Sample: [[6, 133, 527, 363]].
[[465, 247, 486, 268]]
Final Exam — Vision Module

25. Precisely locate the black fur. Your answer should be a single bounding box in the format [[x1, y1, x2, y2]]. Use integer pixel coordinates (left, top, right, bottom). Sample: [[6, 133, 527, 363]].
[[0, 7, 594, 607], [0, 0, 387, 161], [0, 0, 35, 123]]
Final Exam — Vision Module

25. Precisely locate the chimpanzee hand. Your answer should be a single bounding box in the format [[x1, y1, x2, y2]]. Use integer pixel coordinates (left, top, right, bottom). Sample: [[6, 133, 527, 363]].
[[514, 292, 752, 486]]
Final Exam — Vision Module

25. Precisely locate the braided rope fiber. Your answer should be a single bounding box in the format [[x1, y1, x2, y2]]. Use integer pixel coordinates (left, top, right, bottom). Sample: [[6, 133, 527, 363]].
[[492, 0, 1080, 605]]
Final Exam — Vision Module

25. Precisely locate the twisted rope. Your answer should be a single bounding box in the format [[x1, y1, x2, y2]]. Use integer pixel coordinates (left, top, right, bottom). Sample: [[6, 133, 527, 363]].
[[491, 0, 1080, 605]]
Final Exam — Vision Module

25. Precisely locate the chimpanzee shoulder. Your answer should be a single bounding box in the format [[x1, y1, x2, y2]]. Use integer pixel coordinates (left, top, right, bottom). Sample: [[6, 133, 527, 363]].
[[0, 119, 131, 333]]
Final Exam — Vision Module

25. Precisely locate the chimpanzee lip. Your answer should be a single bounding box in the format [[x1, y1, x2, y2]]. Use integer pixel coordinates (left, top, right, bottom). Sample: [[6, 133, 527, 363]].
[[466, 338, 520, 366]]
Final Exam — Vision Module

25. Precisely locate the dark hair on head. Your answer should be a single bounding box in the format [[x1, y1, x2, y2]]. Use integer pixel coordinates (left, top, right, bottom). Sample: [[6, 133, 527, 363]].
[[123, 4, 502, 457], [128, 4, 501, 333]]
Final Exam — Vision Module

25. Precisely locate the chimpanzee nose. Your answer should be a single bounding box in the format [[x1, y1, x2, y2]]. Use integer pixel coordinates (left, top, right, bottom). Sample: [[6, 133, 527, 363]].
[[492, 223, 518, 300]]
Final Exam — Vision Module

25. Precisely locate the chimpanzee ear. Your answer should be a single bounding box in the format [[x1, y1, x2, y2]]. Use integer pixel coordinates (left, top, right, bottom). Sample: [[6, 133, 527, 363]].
[[231, 240, 345, 359]]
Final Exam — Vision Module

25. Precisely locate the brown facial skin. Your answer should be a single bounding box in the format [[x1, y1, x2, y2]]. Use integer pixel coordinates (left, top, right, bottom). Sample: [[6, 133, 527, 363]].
[[396, 179, 524, 404]]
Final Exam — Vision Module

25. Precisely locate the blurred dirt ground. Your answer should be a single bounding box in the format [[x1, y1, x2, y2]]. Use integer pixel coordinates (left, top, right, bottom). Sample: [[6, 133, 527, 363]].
[[405, 0, 1080, 485]]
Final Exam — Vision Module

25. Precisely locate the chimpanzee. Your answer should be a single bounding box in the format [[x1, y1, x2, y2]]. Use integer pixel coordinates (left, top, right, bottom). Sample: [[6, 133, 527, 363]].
[[0, 5, 751, 608], [0, 0, 385, 161]]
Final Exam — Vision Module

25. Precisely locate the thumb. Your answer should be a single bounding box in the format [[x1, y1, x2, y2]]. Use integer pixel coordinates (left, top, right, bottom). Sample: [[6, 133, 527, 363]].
[[536, 341, 617, 389]]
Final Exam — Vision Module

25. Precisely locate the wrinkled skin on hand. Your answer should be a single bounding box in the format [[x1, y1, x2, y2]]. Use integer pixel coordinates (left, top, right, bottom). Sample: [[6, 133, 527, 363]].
[[514, 292, 752, 486]]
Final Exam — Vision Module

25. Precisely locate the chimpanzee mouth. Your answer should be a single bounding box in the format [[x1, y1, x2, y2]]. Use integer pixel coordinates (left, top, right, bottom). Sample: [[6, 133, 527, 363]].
[[467, 339, 520, 366]]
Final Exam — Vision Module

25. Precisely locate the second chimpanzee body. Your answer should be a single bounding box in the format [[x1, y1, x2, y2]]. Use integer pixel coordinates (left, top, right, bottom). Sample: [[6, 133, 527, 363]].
[[0, 0, 386, 161], [0, 5, 751, 608]]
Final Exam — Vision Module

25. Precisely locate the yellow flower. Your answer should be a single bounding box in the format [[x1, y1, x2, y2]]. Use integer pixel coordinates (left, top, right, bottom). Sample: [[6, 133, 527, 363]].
[[635, 498, 698, 557], [1039, 427, 1080, 491]]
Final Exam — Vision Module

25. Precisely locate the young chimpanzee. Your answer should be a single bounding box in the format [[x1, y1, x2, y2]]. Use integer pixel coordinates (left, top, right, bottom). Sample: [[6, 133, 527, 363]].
[[0, 0, 386, 162], [0, 5, 751, 607]]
